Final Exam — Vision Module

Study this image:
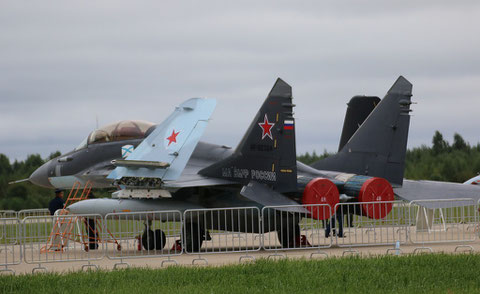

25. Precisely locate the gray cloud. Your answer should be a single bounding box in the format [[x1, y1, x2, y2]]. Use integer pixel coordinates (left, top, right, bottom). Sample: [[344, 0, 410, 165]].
[[1, 1, 479, 161]]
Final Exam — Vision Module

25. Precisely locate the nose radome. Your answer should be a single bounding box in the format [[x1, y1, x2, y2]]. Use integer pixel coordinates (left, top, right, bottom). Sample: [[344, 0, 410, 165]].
[[29, 162, 53, 188]]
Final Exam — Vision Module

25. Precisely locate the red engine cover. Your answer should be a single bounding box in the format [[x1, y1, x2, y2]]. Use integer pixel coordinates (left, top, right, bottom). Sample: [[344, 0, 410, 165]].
[[358, 177, 394, 219], [302, 178, 339, 220]]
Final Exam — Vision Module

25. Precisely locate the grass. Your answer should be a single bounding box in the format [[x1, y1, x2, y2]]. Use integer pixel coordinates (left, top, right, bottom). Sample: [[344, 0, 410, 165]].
[[2, 254, 480, 293]]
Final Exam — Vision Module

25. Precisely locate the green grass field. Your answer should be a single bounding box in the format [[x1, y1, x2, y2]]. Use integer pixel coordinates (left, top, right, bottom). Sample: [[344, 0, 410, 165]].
[[2, 254, 480, 293]]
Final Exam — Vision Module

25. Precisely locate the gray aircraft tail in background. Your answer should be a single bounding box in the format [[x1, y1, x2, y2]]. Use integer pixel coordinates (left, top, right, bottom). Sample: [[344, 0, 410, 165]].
[[337, 95, 380, 152], [312, 76, 412, 187]]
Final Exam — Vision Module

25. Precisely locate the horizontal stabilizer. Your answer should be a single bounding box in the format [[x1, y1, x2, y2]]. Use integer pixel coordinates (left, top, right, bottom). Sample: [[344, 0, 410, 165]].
[[240, 181, 308, 213], [394, 179, 480, 208], [108, 98, 216, 182], [111, 159, 170, 169]]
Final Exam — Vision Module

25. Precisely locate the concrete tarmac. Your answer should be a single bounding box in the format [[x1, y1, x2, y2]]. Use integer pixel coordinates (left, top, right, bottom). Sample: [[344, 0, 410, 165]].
[[2, 236, 479, 275]]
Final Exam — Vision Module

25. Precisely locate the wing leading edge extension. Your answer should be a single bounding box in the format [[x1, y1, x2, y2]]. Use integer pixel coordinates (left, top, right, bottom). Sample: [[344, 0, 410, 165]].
[[107, 98, 216, 182]]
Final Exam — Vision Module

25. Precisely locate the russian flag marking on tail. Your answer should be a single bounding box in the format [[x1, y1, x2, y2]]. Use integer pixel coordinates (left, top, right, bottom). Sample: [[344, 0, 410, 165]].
[[284, 119, 294, 130]]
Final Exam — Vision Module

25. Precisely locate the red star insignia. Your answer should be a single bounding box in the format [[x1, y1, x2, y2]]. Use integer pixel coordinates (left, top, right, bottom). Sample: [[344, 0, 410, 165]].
[[258, 114, 275, 140], [166, 129, 180, 146]]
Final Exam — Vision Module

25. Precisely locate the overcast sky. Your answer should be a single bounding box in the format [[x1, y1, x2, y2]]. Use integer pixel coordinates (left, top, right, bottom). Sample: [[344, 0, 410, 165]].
[[1, 1, 479, 161]]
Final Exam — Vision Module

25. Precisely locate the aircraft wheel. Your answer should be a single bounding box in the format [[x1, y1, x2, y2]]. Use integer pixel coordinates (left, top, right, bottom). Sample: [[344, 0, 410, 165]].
[[184, 223, 203, 253], [154, 229, 166, 250], [142, 229, 155, 250], [277, 222, 300, 248]]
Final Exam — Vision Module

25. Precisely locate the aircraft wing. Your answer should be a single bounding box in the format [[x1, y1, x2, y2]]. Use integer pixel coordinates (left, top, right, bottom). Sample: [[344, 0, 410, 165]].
[[394, 179, 480, 208], [108, 98, 216, 182]]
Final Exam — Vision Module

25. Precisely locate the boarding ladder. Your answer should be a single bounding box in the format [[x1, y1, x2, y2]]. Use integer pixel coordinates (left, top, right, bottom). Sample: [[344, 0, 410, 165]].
[[41, 181, 93, 253]]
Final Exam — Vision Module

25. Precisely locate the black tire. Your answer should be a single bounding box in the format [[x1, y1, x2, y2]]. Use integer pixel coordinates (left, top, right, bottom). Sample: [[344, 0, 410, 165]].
[[142, 229, 155, 250], [154, 229, 166, 250], [184, 223, 203, 253], [277, 222, 300, 248]]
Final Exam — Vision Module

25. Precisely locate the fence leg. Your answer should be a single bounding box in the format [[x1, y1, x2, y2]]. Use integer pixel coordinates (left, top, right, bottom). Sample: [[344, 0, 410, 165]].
[[267, 250, 286, 260], [81, 260, 99, 271], [0, 266, 15, 275], [413, 247, 433, 254], [32, 263, 47, 274], [192, 254, 208, 265], [455, 245, 474, 253], [113, 258, 129, 270], [161, 256, 178, 267], [342, 249, 359, 256], [310, 251, 328, 259], [239, 255, 255, 263], [386, 248, 404, 255], [386, 241, 403, 255]]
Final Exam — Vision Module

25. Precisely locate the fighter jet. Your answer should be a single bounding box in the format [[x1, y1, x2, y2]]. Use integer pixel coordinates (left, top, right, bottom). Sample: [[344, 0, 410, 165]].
[[28, 76, 478, 251], [26, 77, 416, 250], [314, 90, 480, 209]]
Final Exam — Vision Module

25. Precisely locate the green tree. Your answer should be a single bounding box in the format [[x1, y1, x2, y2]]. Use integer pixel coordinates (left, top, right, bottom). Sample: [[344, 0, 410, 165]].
[[452, 133, 469, 151], [432, 130, 449, 154]]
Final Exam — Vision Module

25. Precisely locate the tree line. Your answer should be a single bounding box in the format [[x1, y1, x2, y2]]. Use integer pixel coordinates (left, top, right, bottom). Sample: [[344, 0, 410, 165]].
[[1, 131, 479, 210]]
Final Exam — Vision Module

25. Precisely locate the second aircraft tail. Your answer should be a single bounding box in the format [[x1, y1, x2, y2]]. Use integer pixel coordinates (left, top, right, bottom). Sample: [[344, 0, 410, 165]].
[[312, 76, 413, 186]]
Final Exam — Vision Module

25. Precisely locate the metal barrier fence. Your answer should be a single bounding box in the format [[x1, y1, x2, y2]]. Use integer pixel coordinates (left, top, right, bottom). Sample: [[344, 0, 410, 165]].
[[104, 210, 182, 267], [22, 214, 104, 272], [183, 207, 261, 256], [0, 210, 17, 219], [0, 199, 478, 272], [262, 204, 333, 253], [0, 216, 19, 246], [0, 218, 21, 274], [333, 201, 409, 248], [18, 208, 50, 219], [409, 199, 477, 251]]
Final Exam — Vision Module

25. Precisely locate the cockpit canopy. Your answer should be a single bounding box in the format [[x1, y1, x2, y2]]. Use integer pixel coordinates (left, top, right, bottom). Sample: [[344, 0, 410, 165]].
[[75, 120, 155, 150]]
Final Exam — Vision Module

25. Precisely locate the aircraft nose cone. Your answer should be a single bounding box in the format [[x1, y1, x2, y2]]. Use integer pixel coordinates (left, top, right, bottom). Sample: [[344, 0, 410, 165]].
[[29, 162, 53, 188]]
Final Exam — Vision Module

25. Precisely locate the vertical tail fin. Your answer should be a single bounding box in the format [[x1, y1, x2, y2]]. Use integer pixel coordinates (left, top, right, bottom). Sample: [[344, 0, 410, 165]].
[[200, 78, 297, 192], [108, 98, 216, 182], [312, 76, 413, 186], [338, 96, 380, 152]]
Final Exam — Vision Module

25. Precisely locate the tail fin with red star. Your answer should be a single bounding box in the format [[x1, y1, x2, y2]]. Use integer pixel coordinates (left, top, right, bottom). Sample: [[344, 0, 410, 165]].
[[107, 98, 217, 183], [199, 78, 298, 193]]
